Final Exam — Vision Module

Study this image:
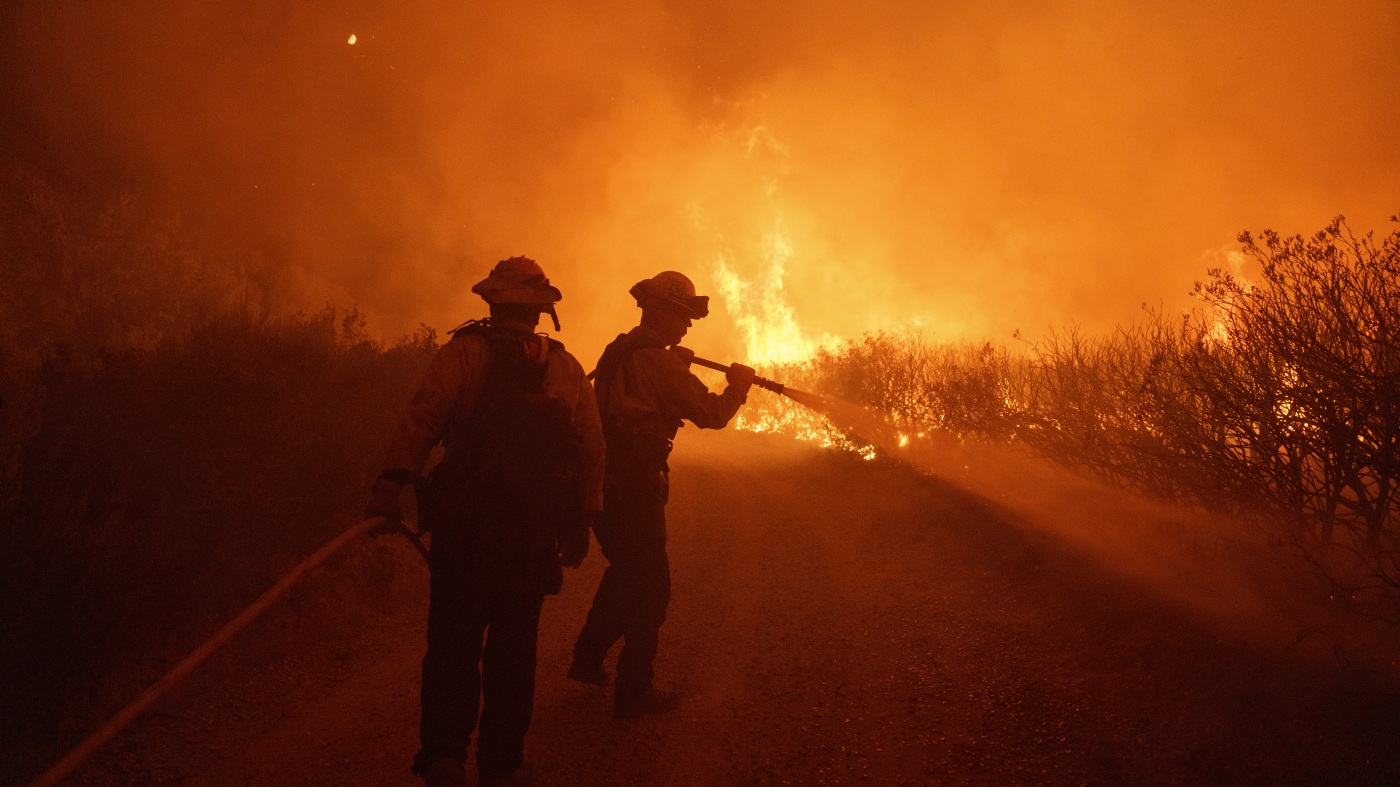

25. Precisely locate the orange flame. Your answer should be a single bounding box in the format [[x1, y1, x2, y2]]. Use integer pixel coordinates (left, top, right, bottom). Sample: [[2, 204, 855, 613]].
[[713, 217, 833, 366]]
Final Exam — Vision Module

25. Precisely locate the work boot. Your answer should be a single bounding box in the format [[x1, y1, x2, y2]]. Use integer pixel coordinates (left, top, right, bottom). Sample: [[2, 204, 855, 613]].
[[421, 755, 468, 787], [567, 660, 609, 687], [614, 687, 680, 719], [479, 761, 535, 787]]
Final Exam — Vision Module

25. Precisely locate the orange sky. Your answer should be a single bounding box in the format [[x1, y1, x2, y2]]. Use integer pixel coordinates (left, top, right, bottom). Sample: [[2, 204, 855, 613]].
[[3, 0, 1397, 364]]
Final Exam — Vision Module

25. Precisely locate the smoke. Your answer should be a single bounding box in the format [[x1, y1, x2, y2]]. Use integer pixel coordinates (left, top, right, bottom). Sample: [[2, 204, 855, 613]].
[[3, 0, 1398, 365], [776, 385, 1386, 663]]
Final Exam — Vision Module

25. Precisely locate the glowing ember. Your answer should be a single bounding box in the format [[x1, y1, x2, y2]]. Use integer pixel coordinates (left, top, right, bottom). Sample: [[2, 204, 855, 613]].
[[736, 405, 879, 461]]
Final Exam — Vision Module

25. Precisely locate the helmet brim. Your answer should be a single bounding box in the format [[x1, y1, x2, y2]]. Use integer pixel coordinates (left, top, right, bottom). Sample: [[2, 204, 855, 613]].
[[472, 273, 563, 306], [629, 281, 709, 319]]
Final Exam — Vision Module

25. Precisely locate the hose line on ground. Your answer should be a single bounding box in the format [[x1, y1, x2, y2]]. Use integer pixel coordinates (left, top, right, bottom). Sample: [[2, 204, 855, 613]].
[[28, 516, 398, 787]]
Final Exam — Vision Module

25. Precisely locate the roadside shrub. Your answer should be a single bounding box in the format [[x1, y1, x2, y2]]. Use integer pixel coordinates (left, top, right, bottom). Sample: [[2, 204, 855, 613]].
[[0, 310, 436, 773], [1181, 218, 1400, 614], [0, 165, 454, 778], [748, 216, 1400, 619]]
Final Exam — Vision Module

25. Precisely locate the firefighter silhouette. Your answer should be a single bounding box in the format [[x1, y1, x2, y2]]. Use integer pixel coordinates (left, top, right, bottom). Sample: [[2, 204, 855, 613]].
[[366, 257, 604, 786], [570, 271, 755, 718]]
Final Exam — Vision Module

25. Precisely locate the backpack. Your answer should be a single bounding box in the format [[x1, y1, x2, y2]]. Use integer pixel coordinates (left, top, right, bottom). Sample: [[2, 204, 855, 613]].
[[420, 321, 582, 577]]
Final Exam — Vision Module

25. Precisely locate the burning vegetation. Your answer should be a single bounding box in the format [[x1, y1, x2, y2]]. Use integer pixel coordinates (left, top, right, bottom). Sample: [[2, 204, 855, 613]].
[[732, 216, 1400, 621], [1, 145, 1397, 780], [3, 2, 1400, 779]]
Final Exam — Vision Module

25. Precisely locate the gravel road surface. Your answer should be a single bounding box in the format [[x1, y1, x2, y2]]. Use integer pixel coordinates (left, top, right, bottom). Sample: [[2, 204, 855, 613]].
[[70, 431, 1400, 786]]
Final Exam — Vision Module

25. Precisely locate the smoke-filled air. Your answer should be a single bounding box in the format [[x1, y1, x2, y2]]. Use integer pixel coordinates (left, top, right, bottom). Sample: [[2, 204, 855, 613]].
[[4, 2, 1400, 785], [6, 0, 1399, 359]]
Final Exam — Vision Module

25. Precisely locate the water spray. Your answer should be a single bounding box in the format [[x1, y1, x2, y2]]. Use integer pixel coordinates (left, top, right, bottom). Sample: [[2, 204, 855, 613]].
[[674, 346, 900, 455], [672, 345, 859, 429]]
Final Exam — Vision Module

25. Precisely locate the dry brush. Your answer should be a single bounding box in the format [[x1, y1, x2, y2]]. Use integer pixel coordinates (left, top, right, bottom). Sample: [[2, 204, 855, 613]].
[[749, 216, 1400, 620]]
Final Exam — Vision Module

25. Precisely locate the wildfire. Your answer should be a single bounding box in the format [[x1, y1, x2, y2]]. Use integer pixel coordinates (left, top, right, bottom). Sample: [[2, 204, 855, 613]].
[[691, 126, 881, 458], [1201, 248, 1252, 346], [713, 219, 831, 367], [736, 405, 878, 461], [706, 216, 880, 455]]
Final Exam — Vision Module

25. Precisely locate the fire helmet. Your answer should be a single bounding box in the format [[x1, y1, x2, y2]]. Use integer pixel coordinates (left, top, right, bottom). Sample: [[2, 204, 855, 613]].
[[472, 256, 562, 306], [471, 256, 563, 329], [629, 271, 710, 319]]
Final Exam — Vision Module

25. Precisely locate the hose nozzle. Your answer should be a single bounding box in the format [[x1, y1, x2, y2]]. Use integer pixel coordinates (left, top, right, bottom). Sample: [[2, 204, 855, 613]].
[[673, 346, 785, 395]]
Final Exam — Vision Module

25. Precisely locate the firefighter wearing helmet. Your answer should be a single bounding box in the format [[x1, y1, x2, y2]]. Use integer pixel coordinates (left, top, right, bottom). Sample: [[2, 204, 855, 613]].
[[364, 256, 604, 787], [569, 270, 756, 718]]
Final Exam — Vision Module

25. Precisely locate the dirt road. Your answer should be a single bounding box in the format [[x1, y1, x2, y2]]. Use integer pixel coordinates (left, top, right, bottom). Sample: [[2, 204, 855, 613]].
[[73, 431, 1399, 785]]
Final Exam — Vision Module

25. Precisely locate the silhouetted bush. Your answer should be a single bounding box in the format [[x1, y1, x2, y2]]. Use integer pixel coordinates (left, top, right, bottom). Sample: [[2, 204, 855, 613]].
[[0, 309, 436, 772], [753, 216, 1400, 620], [1181, 218, 1400, 614], [0, 163, 444, 775]]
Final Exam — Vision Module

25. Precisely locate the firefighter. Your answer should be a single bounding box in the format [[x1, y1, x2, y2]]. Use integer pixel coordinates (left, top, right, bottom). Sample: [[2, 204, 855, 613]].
[[568, 270, 755, 718], [364, 257, 604, 787]]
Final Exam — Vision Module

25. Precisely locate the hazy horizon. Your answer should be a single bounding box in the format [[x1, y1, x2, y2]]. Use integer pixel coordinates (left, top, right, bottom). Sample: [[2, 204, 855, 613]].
[[4, 0, 1397, 364]]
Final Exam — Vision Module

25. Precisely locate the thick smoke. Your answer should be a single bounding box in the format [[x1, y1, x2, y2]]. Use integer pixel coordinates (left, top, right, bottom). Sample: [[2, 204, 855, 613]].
[[3, 0, 1397, 364]]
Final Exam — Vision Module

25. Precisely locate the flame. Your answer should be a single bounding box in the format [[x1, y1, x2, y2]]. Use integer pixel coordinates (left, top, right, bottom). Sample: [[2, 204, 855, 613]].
[[736, 404, 878, 461], [1201, 248, 1252, 346], [703, 209, 882, 457], [706, 227, 880, 458], [714, 241, 873, 456], [713, 217, 831, 366], [688, 125, 865, 454]]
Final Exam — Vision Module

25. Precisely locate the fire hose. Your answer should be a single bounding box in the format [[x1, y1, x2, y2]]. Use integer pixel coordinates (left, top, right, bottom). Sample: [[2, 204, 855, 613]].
[[584, 344, 788, 395], [669, 348, 840, 425], [33, 351, 788, 785], [27, 516, 425, 787], [671, 346, 786, 394]]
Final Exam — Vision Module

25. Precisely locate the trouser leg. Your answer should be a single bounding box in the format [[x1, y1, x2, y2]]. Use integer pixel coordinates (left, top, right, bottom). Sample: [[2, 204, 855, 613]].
[[477, 588, 545, 779], [613, 542, 670, 701], [573, 555, 626, 666], [579, 484, 669, 702], [415, 531, 486, 774]]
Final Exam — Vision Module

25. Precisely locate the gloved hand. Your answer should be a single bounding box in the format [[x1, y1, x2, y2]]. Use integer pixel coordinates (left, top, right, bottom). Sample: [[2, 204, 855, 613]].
[[559, 511, 595, 568], [726, 362, 756, 391], [364, 477, 404, 537]]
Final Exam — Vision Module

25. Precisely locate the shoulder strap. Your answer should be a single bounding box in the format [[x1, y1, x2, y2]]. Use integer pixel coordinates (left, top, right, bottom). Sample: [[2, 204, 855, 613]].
[[589, 332, 667, 383], [454, 319, 564, 363], [448, 318, 489, 337]]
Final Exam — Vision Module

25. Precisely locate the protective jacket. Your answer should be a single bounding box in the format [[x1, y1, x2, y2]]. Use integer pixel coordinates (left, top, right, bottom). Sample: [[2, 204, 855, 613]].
[[593, 325, 748, 485], [383, 321, 605, 592], [572, 324, 748, 702]]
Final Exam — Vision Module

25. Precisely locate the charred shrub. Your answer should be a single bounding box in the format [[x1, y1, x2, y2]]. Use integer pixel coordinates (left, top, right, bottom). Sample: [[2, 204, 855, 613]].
[[0, 309, 435, 774]]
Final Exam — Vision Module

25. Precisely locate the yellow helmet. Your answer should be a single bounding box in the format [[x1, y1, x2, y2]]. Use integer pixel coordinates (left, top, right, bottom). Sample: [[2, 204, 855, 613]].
[[471, 256, 563, 329], [629, 271, 709, 319], [471, 256, 562, 306]]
